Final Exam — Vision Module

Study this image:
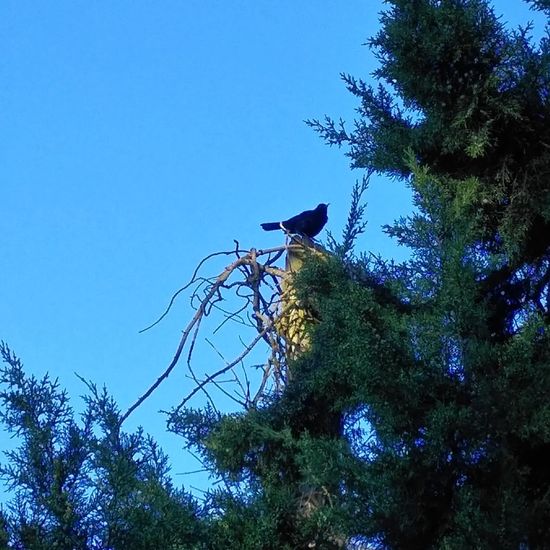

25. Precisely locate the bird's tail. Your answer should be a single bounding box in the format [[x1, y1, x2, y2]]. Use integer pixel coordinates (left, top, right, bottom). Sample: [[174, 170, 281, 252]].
[[261, 222, 281, 231]]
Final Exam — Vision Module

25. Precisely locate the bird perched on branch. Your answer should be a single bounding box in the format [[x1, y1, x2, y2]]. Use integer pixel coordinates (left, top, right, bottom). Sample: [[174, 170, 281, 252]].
[[260, 203, 329, 238]]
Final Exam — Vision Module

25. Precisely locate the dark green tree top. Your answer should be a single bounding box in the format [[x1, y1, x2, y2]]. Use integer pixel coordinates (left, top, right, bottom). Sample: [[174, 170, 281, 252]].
[[188, 1, 550, 547]]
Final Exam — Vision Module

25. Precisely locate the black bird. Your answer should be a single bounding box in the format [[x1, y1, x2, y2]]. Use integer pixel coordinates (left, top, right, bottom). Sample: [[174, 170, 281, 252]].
[[261, 203, 329, 238]]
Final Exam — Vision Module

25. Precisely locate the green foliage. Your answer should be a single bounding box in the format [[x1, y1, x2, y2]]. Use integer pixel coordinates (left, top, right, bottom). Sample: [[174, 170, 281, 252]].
[[3, 2, 550, 548], [204, 490, 281, 550], [0, 343, 203, 550], [170, 1, 550, 547], [309, 0, 550, 262], [326, 175, 370, 261]]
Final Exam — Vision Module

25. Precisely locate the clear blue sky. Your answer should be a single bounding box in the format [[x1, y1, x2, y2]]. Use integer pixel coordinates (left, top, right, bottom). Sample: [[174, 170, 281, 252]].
[[1, 1, 545, 494]]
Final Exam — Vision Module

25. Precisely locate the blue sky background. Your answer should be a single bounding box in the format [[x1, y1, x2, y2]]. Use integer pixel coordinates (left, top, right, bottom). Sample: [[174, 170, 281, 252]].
[[1, 1, 546, 495]]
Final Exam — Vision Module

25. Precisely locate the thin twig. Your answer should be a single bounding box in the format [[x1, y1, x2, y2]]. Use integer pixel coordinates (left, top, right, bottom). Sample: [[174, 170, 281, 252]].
[[139, 249, 249, 333], [121, 256, 251, 425], [173, 328, 269, 414], [123, 242, 301, 425]]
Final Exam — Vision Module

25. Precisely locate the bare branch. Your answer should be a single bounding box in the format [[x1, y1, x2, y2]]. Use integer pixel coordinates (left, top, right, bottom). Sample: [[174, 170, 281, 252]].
[[122, 240, 320, 425], [121, 254, 255, 425], [139, 248, 249, 333], [172, 327, 269, 414]]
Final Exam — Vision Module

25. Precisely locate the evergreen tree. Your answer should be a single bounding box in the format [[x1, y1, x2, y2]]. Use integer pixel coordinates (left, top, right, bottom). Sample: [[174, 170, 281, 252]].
[[2, 2, 549, 548], [171, 1, 550, 547], [0, 342, 204, 550]]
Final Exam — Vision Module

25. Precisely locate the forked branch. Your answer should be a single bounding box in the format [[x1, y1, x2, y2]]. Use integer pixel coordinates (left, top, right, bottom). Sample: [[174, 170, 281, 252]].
[[119, 243, 308, 426]]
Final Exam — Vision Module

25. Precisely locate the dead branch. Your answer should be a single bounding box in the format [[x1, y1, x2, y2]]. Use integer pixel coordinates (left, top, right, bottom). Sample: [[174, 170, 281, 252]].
[[120, 244, 311, 426], [139, 248, 249, 333], [172, 327, 269, 414], [121, 252, 259, 425]]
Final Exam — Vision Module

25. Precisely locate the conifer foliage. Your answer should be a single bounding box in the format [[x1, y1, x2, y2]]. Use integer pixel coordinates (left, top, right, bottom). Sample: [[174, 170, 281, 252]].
[[1, 1, 549, 548], [304, 0, 550, 546], [0, 342, 204, 550]]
